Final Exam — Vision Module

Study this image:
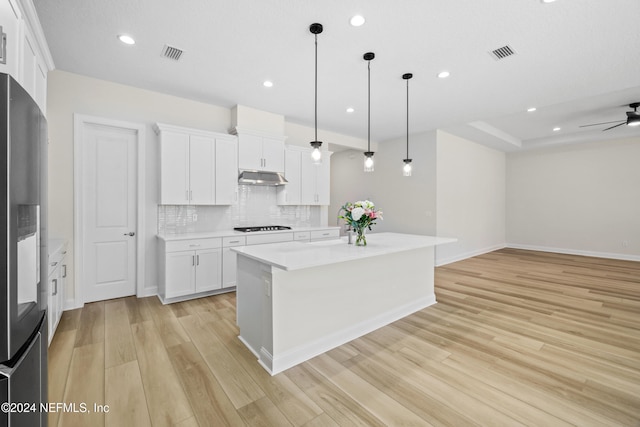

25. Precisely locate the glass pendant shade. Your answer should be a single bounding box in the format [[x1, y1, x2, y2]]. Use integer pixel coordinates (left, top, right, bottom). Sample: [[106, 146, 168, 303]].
[[403, 159, 412, 176], [364, 152, 374, 172], [311, 146, 322, 164]]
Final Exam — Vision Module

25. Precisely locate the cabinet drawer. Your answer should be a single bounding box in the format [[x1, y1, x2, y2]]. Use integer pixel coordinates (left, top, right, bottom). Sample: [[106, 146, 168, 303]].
[[310, 229, 340, 240], [246, 232, 293, 246], [293, 232, 310, 241], [223, 236, 246, 247], [165, 238, 222, 252]]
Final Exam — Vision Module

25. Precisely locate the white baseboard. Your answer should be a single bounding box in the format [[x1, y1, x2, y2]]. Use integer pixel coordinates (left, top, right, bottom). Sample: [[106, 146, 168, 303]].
[[436, 243, 507, 266], [506, 243, 640, 262], [263, 295, 437, 375]]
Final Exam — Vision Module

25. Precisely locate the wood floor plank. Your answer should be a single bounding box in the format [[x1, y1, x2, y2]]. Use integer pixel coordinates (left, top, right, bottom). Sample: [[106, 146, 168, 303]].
[[104, 299, 136, 368], [166, 341, 247, 426], [131, 320, 194, 426], [58, 342, 105, 427], [47, 329, 76, 427], [179, 314, 264, 409], [74, 301, 104, 347], [105, 360, 151, 427], [237, 396, 294, 427]]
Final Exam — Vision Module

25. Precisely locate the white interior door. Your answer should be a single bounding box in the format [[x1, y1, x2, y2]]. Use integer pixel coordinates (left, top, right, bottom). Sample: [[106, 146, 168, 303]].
[[82, 123, 137, 302]]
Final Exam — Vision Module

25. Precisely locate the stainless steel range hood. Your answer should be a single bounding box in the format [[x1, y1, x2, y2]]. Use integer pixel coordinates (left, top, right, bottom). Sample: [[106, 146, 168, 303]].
[[238, 170, 288, 186]]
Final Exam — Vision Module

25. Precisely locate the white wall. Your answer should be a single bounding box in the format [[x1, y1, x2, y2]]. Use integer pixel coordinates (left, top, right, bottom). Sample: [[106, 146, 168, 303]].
[[506, 137, 640, 260], [435, 130, 506, 265], [330, 131, 437, 234]]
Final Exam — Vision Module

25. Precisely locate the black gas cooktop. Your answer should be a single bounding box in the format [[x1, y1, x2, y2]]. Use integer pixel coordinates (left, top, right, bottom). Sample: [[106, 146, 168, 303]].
[[234, 225, 292, 232]]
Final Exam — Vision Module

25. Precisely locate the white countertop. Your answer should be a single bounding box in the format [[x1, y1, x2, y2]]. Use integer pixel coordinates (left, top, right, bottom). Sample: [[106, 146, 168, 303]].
[[231, 232, 456, 271], [157, 226, 340, 241]]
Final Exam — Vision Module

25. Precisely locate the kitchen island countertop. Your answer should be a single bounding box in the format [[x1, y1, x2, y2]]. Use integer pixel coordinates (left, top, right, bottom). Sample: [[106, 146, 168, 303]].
[[231, 232, 456, 271]]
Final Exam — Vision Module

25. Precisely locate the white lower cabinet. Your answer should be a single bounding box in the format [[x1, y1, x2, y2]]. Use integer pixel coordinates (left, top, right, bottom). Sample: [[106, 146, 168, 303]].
[[48, 240, 68, 346], [222, 236, 246, 288], [159, 238, 223, 302], [158, 229, 338, 303]]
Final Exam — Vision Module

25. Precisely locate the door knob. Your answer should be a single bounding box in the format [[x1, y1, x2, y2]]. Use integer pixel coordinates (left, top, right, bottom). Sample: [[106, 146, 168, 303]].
[[124, 232, 136, 236]]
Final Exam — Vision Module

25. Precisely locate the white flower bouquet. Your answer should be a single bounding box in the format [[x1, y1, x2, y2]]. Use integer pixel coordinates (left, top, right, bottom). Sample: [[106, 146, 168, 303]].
[[338, 200, 383, 246]]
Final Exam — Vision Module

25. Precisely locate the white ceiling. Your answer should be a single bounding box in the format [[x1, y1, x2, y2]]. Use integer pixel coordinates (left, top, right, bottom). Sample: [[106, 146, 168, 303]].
[[33, 0, 640, 151]]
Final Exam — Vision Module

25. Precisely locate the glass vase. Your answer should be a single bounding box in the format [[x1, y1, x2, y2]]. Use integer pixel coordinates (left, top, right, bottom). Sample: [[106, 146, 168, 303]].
[[355, 227, 367, 246]]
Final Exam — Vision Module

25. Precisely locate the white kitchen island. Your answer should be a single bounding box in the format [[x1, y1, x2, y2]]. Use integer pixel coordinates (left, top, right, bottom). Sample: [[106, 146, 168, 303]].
[[231, 232, 456, 375]]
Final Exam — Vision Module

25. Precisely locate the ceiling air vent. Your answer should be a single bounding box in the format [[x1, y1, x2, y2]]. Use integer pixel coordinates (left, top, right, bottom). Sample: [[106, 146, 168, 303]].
[[490, 45, 516, 60], [161, 44, 184, 61]]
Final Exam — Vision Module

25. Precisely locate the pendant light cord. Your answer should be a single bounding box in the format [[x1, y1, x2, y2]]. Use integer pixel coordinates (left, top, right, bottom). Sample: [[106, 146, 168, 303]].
[[367, 60, 371, 152], [314, 33, 318, 143], [406, 77, 409, 158]]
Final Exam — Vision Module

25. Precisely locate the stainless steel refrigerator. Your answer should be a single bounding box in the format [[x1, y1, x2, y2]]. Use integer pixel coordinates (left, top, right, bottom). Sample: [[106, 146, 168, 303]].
[[0, 72, 48, 427]]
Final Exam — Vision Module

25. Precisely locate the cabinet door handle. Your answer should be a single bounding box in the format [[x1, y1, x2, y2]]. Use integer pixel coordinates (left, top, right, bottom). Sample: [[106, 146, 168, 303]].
[[190, 190, 193, 200], [62, 265, 67, 278], [186, 190, 189, 200], [192, 255, 195, 266], [196, 255, 200, 266], [52, 278, 57, 296]]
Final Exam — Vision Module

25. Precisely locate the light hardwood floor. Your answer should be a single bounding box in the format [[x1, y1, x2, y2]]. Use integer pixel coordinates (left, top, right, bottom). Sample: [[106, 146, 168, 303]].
[[48, 249, 640, 426]]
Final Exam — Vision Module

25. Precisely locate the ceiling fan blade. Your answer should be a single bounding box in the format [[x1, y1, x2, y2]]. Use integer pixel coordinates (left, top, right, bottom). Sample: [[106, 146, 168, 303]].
[[602, 122, 626, 131], [579, 120, 625, 128]]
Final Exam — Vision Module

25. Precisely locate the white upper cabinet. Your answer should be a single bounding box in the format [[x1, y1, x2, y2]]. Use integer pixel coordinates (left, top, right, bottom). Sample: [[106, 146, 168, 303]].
[[236, 129, 286, 172], [278, 145, 330, 206], [301, 149, 331, 205], [277, 147, 302, 205], [156, 123, 238, 205], [0, 0, 21, 79], [214, 136, 238, 205], [188, 134, 216, 204], [1, 0, 54, 114]]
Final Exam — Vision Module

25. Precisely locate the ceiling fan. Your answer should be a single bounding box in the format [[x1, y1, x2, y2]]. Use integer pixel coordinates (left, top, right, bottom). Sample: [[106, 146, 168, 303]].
[[579, 102, 640, 131]]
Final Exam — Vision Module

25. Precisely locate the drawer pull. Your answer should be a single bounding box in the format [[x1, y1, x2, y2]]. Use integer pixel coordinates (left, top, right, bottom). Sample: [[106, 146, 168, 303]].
[[189, 244, 201, 247], [50, 262, 58, 267], [322, 233, 330, 236], [228, 240, 240, 244]]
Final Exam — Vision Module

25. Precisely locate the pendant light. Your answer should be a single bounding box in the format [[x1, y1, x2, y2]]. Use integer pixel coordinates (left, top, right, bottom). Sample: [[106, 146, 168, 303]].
[[402, 73, 413, 176], [309, 23, 323, 164], [363, 52, 375, 172]]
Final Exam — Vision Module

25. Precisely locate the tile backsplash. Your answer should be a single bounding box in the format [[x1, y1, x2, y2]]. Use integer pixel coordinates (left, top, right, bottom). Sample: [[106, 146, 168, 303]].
[[158, 185, 321, 234]]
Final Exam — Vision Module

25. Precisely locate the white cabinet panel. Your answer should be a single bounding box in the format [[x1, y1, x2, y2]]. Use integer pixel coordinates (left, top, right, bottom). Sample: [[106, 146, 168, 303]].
[[189, 134, 216, 204], [165, 251, 196, 298], [238, 133, 262, 170], [215, 137, 238, 205], [159, 130, 190, 204], [195, 248, 222, 292], [262, 137, 285, 172], [48, 241, 68, 345], [237, 131, 285, 172], [0, 0, 21, 79], [222, 247, 238, 288], [301, 152, 331, 206], [277, 148, 301, 205]]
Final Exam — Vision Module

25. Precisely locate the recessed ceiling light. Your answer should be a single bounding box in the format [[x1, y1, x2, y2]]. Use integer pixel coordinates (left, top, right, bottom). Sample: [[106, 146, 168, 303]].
[[437, 71, 450, 79], [263, 80, 273, 88], [553, 127, 561, 131], [350, 15, 365, 27], [118, 34, 135, 45], [541, 0, 557, 3], [346, 107, 355, 113], [527, 107, 537, 112]]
